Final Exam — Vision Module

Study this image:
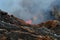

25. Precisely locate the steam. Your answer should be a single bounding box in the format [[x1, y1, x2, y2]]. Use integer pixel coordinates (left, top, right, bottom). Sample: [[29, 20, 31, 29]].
[[0, 0, 57, 24]]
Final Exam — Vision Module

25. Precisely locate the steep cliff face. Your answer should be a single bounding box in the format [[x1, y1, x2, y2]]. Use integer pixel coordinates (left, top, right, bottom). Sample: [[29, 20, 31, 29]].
[[0, 10, 60, 40]]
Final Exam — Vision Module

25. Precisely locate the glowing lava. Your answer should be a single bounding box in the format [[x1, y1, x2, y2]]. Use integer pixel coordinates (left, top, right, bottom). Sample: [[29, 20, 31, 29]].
[[26, 19, 32, 24]]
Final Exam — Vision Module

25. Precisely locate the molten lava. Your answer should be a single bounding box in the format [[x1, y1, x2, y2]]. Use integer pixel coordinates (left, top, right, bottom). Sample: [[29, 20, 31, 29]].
[[26, 19, 32, 24]]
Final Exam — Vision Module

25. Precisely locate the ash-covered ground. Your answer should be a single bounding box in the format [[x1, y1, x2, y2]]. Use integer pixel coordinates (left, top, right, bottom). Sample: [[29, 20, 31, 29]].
[[0, 10, 60, 40]]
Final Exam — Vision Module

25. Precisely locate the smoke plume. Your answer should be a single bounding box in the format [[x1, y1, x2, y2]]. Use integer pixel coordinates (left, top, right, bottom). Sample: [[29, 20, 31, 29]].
[[0, 0, 58, 24]]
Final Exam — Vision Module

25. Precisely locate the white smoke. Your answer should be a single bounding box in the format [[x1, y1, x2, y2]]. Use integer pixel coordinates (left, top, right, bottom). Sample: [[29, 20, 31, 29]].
[[0, 0, 57, 24]]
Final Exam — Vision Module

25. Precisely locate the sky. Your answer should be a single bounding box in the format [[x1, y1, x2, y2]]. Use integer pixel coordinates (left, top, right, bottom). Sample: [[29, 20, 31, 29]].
[[0, 0, 59, 24]]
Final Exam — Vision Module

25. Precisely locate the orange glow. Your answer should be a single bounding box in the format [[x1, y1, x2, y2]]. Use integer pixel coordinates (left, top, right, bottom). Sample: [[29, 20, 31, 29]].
[[26, 19, 32, 24]]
